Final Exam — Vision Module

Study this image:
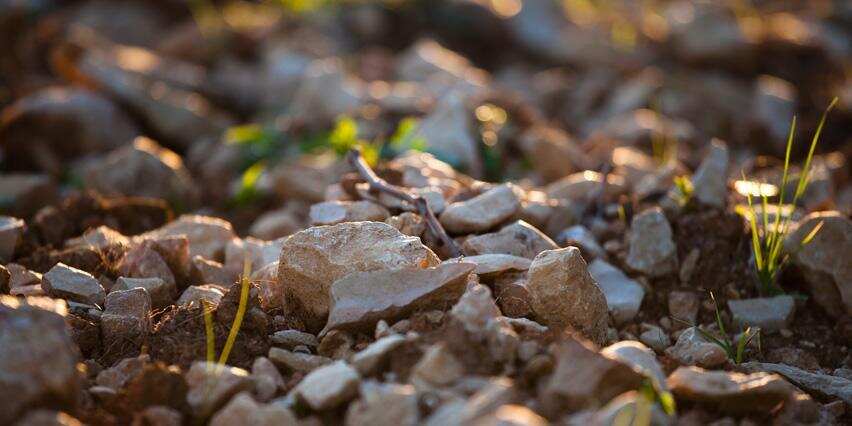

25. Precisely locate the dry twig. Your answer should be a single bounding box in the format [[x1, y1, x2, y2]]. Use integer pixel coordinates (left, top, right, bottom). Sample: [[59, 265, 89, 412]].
[[346, 149, 461, 258]]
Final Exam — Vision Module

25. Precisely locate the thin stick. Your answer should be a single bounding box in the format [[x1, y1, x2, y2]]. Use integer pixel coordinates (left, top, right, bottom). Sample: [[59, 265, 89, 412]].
[[346, 149, 462, 258]]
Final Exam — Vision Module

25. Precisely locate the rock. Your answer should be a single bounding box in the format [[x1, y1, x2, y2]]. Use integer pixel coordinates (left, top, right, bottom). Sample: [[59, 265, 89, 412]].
[[65, 226, 131, 251], [350, 334, 406, 376], [727, 296, 795, 331], [278, 221, 440, 332], [546, 171, 625, 205], [12, 410, 83, 426], [411, 342, 465, 389], [750, 75, 797, 155], [541, 338, 644, 412], [318, 330, 355, 359], [668, 291, 700, 325], [270, 330, 319, 350], [309, 201, 390, 226], [639, 324, 671, 353], [322, 262, 474, 335], [249, 208, 302, 240], [224, 237, 283, 280], [666, 327, 728, 368], [690, 139, 729, 208], [472, 404, 547, 426], [81, 137, 198, 205], [116, 242, 176, 288], [42, 262, 106, 306], [397, 38, 476, 83], [141, 215, 236, 261], [0, 296, 79, 423], [556, 225, 605, 261], [785, 211, 852, 317], [416, 91, 480, 172], [96, 355, 149, 390], [269, 348, 331, 373], [385, 212, 427, 238], [0, 174, 58, 218], [462, 220, 558, 259], [527, 247, 609, 344], [209, 392, 297, 426], [292, 360, 361, 411], [177, 285, 225, 307], [185, 362, 253, 418], [288, 58, 363, 126], [7, 263, 41, 289], [668, 366, 794, 415], [0, 216, 24, 262], [440, 184, 523, 234], [446, 254, 530, 279], [252, 261, 281, 310], [0, 265, 8, 294], [252, 357, 285, 402], [588, 260, 645, 325], [426, 378, 521, 426], [450, 284, 501, 334], [601, 341, 667, 391], [345, 382, 419, 426], [518, 125, 589, 182], [386, 150, 459, 189], [492, 273, 533, 318], [101, 287, 151, 344], [113, 277, 173, 309], [270, 153, 342, 203], [739, 362, 852, 406], [485, 317, 520, 364], [191, 255, 236, 287], [626, 208, 678, 277]]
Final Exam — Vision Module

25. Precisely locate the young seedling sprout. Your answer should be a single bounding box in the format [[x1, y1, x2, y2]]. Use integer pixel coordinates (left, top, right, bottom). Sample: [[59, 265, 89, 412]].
[[202, 256, 252, 373], [739, 98, 837, 295], [674, 292, 760, 364]]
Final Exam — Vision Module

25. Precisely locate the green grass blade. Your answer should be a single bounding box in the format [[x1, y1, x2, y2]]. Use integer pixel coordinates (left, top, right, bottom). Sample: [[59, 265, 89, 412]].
[[218, 258, 252, 366], [793, 97, 837, 205], [801, 220, 824, 245]]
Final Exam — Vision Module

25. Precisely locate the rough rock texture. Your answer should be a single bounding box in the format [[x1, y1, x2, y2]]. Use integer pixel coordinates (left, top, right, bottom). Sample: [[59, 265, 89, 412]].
[[322, 262, 474, 335], [411, 342, 465, 389], [740, 362, 852, 405], [690, 139, 729, 208], [209, 392, 297, 426], [292, 361, 361, 411], [445, 254, 530, 278], [185, 362, 253, 419], [0, 296, 80, 423], [527, 247, 608, 344], [309, 201, 390, 226], [666, 327, 728, 368], [140, 215, 235, 260], [278, 221, 440, 332], [350, 334, 406, 376], [450, 284, 501, 334], [462, 220, 558, 259], [588, 259, 645, 325], [101, 287, 151, 345], [626, 208, 678, 277], [785, 211, 852, 317], [0, 216, 24, 263], [727, 296, 795, 331], [113, 277, 173, 309], [177, 285, 225, 307], [557, 225, 605, 260], [668, 366, 794, 414], [601, 341, 667, 390], [439, 184, 522, 234], [42, 263, 106, 306]]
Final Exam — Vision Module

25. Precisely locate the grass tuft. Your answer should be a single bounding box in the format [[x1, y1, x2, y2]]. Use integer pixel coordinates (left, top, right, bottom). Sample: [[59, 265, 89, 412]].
[[674, 292, 760, 364]]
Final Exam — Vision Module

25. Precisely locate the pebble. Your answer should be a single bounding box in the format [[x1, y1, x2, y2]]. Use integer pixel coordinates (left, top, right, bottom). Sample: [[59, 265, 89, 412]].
[[101, 287, 151, 343], [668, 366, 795, 415], [411, 343, 465, 389], [292, 361, 361, 411], [270, 330, 319, 350], [462, 220, 558, 259], [0, 216, 24, 262], [666, 327, 729, 368], [209, 392, 297, 426], [112, 277, 173, 309], [691, 139, 729, 208], [42, 262, 106, 306], [345, 381, 419, 426], [140, 214, 235, 260], [269, 348, 332, 373], [309, 200, 390, 226], [439, 184, 522, 234], [177, 285, 225, 307], [727, 296, 795, 331], [185, 362, 253, 418], [350, 334, 406, 376], [588, 259, 645, 325], [626, 208, 678, 277], [556, 225, 606, 260]]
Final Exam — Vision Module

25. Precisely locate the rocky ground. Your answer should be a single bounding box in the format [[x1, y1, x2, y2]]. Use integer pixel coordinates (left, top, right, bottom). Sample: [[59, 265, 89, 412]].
[[1, 1, 851, 425]]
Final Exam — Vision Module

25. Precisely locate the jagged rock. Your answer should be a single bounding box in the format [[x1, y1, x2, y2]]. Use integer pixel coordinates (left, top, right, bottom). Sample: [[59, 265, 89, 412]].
[[42, 263, 106, 306], [411, 342, 465, 389], [386, 150, 459, 189], [268, 348, 331, 373], [0, 216, 24, 263], [666, 327, 728, 368], [492, 273, 533, 318], [668, 366, 794, 415], [252, 357, 285, 402], [177, 285, 225, 307], [0, 297, 79, 423], [140, 215, 235, 261], [472, 405, 547, 426], [96, 355, 149, 390], [601, 341, 667, 390], [113, 277, 173, 309], [191, 255, 235, 287], [385, 212, 427, 238], [557, 225, 606, 261], [739, 362, 852, 405], [416, 91, 480, 172], [485, 317, 520, 365], [322, 262, 474, 335], [691, 139, 729, 208], [727, 296, 795, 331], [639, 324, 671, 353], [209, 392, 297, 426], [445, 254, 530, 279], [309, 201, 390, 226], [518, 125, 590, 182], [101, 287, 151, 344], [546, 171, 625, 204], [185, 362, 253, 418], [450, 284, 501, 334], [249, 208, 302, 240], [426, 378, 520, 426], [346, 382, 419, 426], [65, 226, 130, 250], [626, 208, 678, 277], [292, 361, 361, 411], [462, 220, 558, 259], [7, 263, 41, 289], [785, 211, 852, 317], [117, 242, 176, 288], [350, 334, 406, 376], [527, 247, 608, 344], [278, 221, 440, 332], [318, 330, 355, 360], [440, 184, 522, 234], [588, 259, 645, 325], [270, 330, 319, 350]]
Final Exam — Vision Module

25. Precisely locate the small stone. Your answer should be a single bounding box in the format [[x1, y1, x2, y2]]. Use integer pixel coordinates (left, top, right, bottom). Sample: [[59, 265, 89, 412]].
[[7, 263, 41, 288], [270, 330, 319, 350], [101, 287, 151, 343], [384, 212, 426, 238], [416, 91, 481, 172], [288, 58, 362, 126], [601, 341, 668, 391], [0, 296, 79, 423], [318, 330, 355, 359], [117, 242, 176, 288], [411, 343, 465, 389], [750, 75, 797, 154], [557, 225, 606, 261], [445, 254, 530, 278], [177, 285, 225, 307], [668, 366, 795, 415], [42, 262, 106, 306], [486, 317, 520, 365], [439, 184, 522, 234], [322, 262, 474, 335], [185, 362, 253, 418], [345, 382, 419, 426], [739, 362, 852, 406], [249, 208, 302, 240], [639, 324, 671, 353], [519, 125, 589, 182], [192, 255, 236, 287], [527, 247, 609, 344], [96, 355, 149, 390], [626, 208, 678, 277], [666, 327, 728, 368], [209, 392, 297, 426], [278, 221, 440, 332], [309, 201, 390, 226], [251, 357, 285, 402], [588, 259, 645, 325], [727, 296, 795, 331], [268, 348, 331, 373], [293, 360, 360, 411], [140, 215, 235, 260], [0, 216, 24, 263], [679, 248, 700, 284], [113, 277, 173, 309], [668, 291, 700, 325], [462, 220, 558, 259], [492, 274, 533, 318], [474, 404, 547, 426], [350, 334, 406, 376], [450, 284, 501, 334], [691, 139, 729, 208], [0, 174, 58, 217]]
